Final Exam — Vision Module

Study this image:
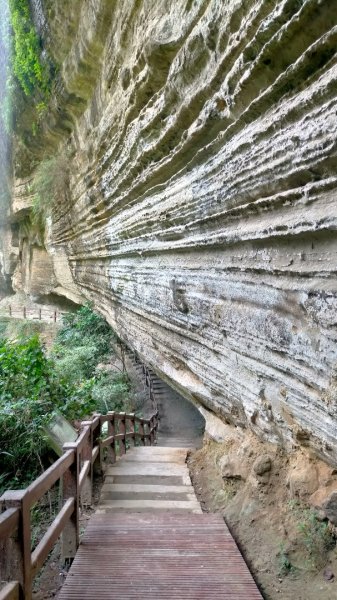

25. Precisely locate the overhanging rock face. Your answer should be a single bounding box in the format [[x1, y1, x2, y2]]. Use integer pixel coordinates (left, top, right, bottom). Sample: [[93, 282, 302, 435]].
[[15, 1, 337, 459]]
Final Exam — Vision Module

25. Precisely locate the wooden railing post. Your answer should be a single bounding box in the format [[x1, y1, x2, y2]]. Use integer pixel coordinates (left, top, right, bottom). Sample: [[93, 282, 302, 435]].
[[154, 413, 158, 443], [107, 411, 116, 464], [0, 491, 32, 600], [139, 421, 145, 446], [92, 417, 102, 474], [149, 416, 155, 445], [78, 424, 92, 507], [119, 412, 126, 455], [147, 421, 152, 446], [129, 413, 136, 446], [61, 446, 79, 564]]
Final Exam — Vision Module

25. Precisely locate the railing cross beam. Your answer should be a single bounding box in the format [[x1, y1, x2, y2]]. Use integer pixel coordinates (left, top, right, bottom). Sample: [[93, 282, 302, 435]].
[[0, 409, 159, 599]]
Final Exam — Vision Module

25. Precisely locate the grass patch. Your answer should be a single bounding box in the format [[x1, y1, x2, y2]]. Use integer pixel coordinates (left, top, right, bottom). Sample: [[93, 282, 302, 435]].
[[279, 500, 336, 573]]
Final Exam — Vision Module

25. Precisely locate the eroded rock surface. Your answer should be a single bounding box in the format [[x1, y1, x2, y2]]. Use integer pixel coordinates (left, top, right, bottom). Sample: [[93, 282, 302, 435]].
[[3, 0, 337, 461]]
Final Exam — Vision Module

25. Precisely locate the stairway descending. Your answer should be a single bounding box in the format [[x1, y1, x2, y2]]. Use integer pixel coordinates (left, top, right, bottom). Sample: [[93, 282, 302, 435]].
[[58, 446, 263, 599], [124, 349, 205, 449], [97, 446, 201, 514]]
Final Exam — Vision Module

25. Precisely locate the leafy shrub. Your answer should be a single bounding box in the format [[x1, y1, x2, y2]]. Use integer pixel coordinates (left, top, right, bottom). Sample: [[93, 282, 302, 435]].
[[53, 344, 99, 383], [297, 509, 335, 566], [0, 306, 131, 493], [277, 543, 293, 575], [6, 318, 46, 339], [91, 372, 131, 414], [0, 335, 60, 404], [9, 0, 50, 97], [54, 306, 129, 413], [58, 304, 113, 341], [56, 304, 116, 359], [0, 335, 72, 490]]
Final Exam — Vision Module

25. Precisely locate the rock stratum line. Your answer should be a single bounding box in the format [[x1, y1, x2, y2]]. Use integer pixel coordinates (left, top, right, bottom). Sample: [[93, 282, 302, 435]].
[[3, 0, 337, 461]]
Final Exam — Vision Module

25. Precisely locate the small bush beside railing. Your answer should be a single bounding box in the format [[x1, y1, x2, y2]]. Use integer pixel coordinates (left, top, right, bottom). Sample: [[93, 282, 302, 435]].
[[0, 410, 158, 600]]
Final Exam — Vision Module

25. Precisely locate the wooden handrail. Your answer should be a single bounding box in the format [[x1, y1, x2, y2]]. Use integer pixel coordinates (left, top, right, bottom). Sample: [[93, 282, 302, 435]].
[[78, 460, 91, 491], [31, 498, 75, 578], [0, 581, 20, 600], [25, 450, 74, 505], [0, 409, 158, 600]]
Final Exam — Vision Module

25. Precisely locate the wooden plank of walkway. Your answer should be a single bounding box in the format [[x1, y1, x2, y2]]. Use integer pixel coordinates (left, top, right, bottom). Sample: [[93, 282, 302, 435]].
[[58, 513, 262, 599], [59, 447, 262, 599]]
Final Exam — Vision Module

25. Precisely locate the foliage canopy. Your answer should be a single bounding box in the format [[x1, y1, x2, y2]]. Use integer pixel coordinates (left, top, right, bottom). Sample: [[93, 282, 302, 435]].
[[0, 305, 131, 493]]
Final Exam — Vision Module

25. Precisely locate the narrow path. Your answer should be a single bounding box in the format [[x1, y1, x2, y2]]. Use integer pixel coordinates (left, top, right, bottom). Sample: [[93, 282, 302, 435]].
[[125, 351, 205, 448], [152, 376, 205, 448], [58, 446, 262, 599]]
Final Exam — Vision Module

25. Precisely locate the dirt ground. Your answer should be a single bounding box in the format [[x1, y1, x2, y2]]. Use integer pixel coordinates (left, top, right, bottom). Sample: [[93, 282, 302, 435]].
[[188, 438, 337, 600]]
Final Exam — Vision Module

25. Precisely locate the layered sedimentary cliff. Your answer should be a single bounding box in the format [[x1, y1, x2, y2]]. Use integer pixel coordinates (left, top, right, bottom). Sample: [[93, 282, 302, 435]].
[[3, 0, 337, 461]]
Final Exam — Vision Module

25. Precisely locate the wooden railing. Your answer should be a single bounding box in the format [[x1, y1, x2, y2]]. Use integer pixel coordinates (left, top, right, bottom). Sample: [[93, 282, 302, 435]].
[[0, 410, 158, 600], [127, 348, 157, 412], [0, 306, 65, 323]]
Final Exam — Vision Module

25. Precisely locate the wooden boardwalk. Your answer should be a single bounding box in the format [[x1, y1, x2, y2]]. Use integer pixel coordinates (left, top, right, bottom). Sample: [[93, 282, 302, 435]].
[[58, 447, 262, 599]]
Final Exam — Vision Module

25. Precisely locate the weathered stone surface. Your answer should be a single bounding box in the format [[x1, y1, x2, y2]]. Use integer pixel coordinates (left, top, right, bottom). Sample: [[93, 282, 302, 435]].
[[253, 455, 272, 477], [221, 455, 248, 481], [286, 452, 319, 498], [199, 405, 244, 443], [322, 492, 337, 526], [5, 0, 337, 461]]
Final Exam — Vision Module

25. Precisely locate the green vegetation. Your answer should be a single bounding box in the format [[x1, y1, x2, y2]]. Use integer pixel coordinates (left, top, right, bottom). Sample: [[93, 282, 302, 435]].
[[52, 304, 131, 415], [0, 0, 13, 134], [0, 335, 73, 490], [278, 500, 336, 573], [278, 543, 293, 576], [31, 152, 69, 231], [295, 506, 335, 569], [0, 305, 132, 494], [0, 0, 56, 145], [9, 0, 50, 97]]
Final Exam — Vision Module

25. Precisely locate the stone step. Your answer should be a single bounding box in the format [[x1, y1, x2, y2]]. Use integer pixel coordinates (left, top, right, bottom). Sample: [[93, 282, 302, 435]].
[[102, 483, 194, 494], [99, 446, 199, 515], [121, 453, 187, 464], [106, 462, 189, 476], [156, 437, 199, 448], [108, 475, 184, 485], [106, 463, 191, 485], [97, 499, 202, 513], [126, 446, 188, 454], [100, 491, 195, 501]]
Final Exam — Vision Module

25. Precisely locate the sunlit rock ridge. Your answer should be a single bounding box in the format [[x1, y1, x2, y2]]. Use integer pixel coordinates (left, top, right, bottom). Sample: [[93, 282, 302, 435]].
[[4, 0, 337, 461]]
